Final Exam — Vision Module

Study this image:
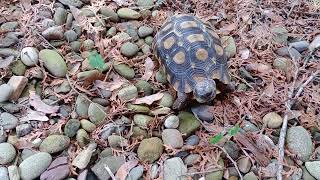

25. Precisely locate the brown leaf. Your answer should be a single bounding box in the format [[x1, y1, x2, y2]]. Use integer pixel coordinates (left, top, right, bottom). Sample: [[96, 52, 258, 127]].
[[133, 93, 164, 105], [246, 63, 272, 74], [21, 0, 32, 10], [220, 23, 237, 33], [40, 157, 70, 180], [95, 80, 124, 92], [263, 81, 274, 98], [69, 62, 81, 75], [115, 160, 139, 180], [29, 91, 60, 114], [150, 107, 171, 116], [141, 57, 155, 81], [20, 109, 49, 122]]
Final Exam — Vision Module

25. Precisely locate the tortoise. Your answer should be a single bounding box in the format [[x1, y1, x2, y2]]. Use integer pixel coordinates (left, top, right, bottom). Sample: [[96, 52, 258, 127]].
[[152, 14, 234, 110]]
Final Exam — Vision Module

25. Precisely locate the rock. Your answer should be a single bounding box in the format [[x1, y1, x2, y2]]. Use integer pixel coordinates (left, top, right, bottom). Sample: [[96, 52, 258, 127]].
[[132, 126, 148, 139], [126, 165, 144, 180], [302, 166, 316, 180], [178, 111, 200, 137], [159, 92, 173, 107], [8, 165, 19, 180], [162, 129, 183, 148], [72, 143, 96, 169], [80, 8, 95, 17], [0, 48, 19, 57], [58, 0, 83, 7], [221, 36, 237, 58], [54, 7, 67, 25], [7, 76, 28, 101], [19, 152, 52, 180], [286, 126, 313, 162], [120, 42, 139, 57], [114, 63, 135, 79], [76, 129, 90, 147], [32, 138, 42, 148], [75, 94, 90, 117], [100, 147, 113, 157], [163, 157, 187, 180], [82, 39, 95, 51], [70, 41, 81, 52], [77, 70, 101, 80], [184, 154, 201, 166], [39, 49, 67, 77], [137, 0, 154, 6], [42, 18, 55, 29], [11, 60, 26, 76], [273, 57, 291, 73], [136, 80, 153, 96], [137, 137, 163, 163], [100, 7, 118, 22], [305, 161, 320, 179], [133, 114, 153, 129], [223, 141, 240, 160], [237, 157, 252, 173], [108, 135, 128, 148], [243, 120, 259, 132], [42, 26, 64, 40], [276, 46, 302, 60], [205, 158, 224, 180], [118, 85, 138, 101], [142, 44, 151, 54], [117, 8, 141, 20], [243, 172, 258, 180], [64, 30, 78, 42], [55, 80, 71, 93], [164, 115, 179, 129], [0, 112, 18, 130], [263, 112, 283, 129], [39, 135, 70, 154], [271, 26, 288, 44], [150, 164, 159, 179], [185, 135, 200, 146], [145, 36, 153, 45], [0, 143, 16, 164], [16, 124, 32, 137], [155, 68, 167, 83], [0, 22, 18, 32], [20, 47, 39, 66], [64, 119, 80, 137], [107, 27, 117, 37], [0, 84, 13, 103], [0, 167, 9, 180], [0, 35, 18, 48], [88, 103, 106, 125], [127, 104, 150, 113], [191, 105, 214, 123], [309, 34, 320, 52], [138, 26, 154, 38], [80, 119, 96, 132], [40, 156, 69, 180], [91, 156, 125, 180], [289, 40, 309, 52]]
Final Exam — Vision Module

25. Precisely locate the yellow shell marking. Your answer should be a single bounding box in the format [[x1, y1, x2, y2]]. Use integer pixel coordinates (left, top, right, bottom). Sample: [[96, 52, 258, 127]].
[[187, 34, 205, 43], [196, 48, 208, 61], [173, 81, 180, 91], [212, 70, 221, 80], [192, 74, 205, 82], [180, 21, 198, 29], [167, 74, 171, 83], [184, 82, 192, 93], [214, 44, 224, 56], [173, 51, 186, 64], [163, 36, 175, 49]]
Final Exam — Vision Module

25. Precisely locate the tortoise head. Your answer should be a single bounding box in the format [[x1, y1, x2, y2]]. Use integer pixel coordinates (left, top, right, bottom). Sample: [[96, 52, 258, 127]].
[[194, 78, 216, 103]]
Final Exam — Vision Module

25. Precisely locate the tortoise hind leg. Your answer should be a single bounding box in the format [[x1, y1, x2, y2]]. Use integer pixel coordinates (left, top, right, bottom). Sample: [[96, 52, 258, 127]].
[[172, 91, 188, 110]]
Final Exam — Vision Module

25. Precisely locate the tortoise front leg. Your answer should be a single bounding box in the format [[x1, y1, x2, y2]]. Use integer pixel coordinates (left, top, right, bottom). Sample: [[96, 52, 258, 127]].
[[172, 91, 188, 110]]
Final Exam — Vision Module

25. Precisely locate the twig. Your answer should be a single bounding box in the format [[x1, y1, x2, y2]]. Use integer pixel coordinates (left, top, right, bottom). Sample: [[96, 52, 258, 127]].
[[276, 69, 320, 180], [215, 145, 244, 180]]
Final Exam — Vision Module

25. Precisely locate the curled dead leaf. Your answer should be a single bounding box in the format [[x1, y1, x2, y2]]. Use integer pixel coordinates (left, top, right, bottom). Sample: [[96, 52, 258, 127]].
[[246, 63, 272, 74], [29, 91, 60, 114], [115, 160, 139, 180], [133, 93, 164, 105], [141, 57, 155, 81], [20, 109, 49, 122]]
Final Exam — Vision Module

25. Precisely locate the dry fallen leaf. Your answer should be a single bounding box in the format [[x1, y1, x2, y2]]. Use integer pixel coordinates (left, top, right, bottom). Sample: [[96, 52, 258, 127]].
[[263, 81, 275, 98], [141, 57, 155, 81], [0, 56, 14, 68], [29, 91, 60, 114], [133, 93, 164, 105], [95, 80, 124, 92], [115, 160, 139, 180], [20, 109, 49, 122], [246, 63, 272, 74], [239, 48, 250, 59]]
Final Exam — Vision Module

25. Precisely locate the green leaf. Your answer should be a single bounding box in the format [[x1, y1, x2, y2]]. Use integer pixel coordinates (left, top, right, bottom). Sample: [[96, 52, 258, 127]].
[[88, 51, 106, 71], [228, 123, 240, 136], [210, 133, 224, 144]]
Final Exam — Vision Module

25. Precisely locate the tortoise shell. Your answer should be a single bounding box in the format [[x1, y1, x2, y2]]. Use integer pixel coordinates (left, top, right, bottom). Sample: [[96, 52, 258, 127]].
[[152, 14, 231, 94]]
